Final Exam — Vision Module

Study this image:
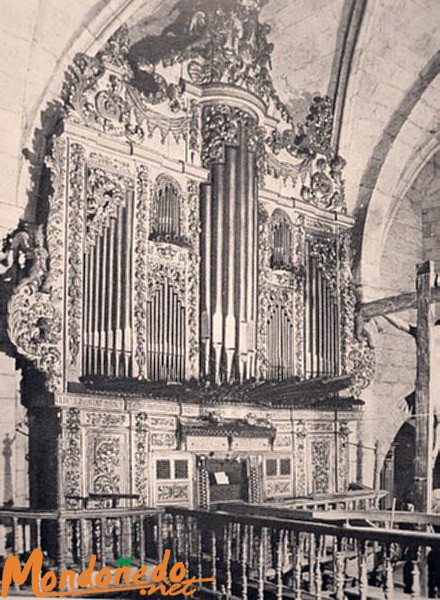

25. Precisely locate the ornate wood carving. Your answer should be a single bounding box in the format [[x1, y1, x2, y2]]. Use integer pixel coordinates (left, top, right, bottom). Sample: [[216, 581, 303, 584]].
[[90, 435, 122, 494], [337, 422, 350, 492], [7, 139, 66, 392], [294, 421, 307, 496], [133, 165, 150, 379], [311, 439, 331, 494], [66, 143, 86, 369], [63, 408, 82, 506], [134, 412, 149, 504], [157, 483, 189, 503]]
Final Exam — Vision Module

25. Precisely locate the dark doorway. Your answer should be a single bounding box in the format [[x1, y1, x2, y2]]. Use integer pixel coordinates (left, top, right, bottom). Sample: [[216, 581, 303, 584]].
[[393, 422, 416, 507]]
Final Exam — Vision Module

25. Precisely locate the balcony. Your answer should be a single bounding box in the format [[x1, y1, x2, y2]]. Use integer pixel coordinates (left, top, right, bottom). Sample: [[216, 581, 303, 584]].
[[1, 503, 440, 598]]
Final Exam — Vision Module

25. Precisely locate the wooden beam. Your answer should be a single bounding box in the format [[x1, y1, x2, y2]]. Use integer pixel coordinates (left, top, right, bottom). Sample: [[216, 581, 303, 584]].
[[360, 285, 440, 320], [414, 260, 436, 514]]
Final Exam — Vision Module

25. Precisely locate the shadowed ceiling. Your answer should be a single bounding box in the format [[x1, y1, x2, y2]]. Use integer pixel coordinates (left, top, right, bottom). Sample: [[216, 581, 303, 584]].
[[126, 0, 350, 123]]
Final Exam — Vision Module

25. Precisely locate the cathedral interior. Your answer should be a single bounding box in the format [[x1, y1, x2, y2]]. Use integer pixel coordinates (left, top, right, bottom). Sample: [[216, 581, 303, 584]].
[[0, 0, 440, 597]]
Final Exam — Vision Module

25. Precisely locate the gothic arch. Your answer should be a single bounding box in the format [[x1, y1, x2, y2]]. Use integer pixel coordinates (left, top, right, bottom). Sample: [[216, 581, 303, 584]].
[[355, 58, 440, 297]]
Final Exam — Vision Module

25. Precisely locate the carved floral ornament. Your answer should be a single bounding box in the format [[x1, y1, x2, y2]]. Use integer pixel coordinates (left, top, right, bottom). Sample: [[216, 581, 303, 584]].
[[7, 139, 67, 392], [57, 1, 347, 209]]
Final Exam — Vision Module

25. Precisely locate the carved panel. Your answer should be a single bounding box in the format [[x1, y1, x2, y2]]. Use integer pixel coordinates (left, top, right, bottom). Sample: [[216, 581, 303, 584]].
[[265, 479, 292, 498], [310, 440, 331, 494], [294, 421, 307, 497], [274, 434, 292, 448], [308, 422, 334, 433], [231, 437, 270, 451], [337, 423, 350, 492], [156, 483, 189, 504], [84, 412, 127, 427], [247, 456, 263, 503], [88, 433, 126, 494], [186, 436, 229, 452], [151, 432, 176, 449], [148, 416, 175, 429], [134, 412, 149, 504], [63, 408, 83, 506]]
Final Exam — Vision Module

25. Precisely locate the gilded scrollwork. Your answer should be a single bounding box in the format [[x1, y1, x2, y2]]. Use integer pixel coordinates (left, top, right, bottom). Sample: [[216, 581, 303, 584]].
[[133, 165, 149, 378], [85, 412, 127, 427], [311, 439, 331, 494], [91, 436, 122, 494], [157, 483, 189, 503], [300, 155, 346, 213], [66, 143, 86, 368], [307, 234, 338, 291], [85, 168, 132, 248], [7, 139, 66, 392], [134, 412, 149, 504], [337, 423, 349, 492], [63, 408, 82, 504], [294, 420, 307, 496], [185, 180, 200, 376]]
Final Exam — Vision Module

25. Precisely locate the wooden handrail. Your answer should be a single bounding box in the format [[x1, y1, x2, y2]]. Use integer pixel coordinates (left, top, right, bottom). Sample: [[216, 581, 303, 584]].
[[0, 506, 163, 521], [166, 506, 440, 546]]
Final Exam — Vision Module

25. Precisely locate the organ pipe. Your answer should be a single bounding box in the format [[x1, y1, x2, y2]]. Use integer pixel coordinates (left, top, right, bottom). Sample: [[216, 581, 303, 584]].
[[303, 243, 340, 379], [247, 147, 257, 379], [237, 129, 248, 381], [211, 161, 225, 384], [82, 191, 133, 380], [146, 281, 186, 382], [200, 184, 212, 377], [266, 306, 294, 380], [224, 145, 237, 381], [200, 123, 258, 384]]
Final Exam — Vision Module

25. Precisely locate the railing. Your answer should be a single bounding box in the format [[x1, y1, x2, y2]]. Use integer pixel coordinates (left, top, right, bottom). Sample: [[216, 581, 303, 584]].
[[2, 505, 440, 598], [0, 506, 163, 570], [163, 507, 440, 599]]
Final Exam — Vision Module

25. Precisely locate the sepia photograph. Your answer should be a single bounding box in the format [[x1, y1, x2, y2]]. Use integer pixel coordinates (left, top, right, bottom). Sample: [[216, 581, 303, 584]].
[[0, 0, 439, 597]]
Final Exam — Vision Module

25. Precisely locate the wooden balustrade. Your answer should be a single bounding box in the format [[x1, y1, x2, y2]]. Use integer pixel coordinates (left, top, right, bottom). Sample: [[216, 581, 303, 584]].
[[163, 507, 440, 599], [1, 505, 440, 598]]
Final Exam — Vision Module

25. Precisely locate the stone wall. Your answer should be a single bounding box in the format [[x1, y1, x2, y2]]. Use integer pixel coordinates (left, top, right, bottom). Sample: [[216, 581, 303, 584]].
[[361, 149, 440, 499]]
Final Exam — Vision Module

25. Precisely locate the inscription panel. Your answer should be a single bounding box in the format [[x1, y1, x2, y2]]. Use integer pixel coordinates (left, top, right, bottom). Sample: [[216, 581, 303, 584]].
[[186, 436, 229, 452]]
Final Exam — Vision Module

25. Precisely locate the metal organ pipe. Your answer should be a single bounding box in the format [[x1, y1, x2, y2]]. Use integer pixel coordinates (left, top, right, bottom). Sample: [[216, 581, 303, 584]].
[[237, 128, 248, 381], [199, 117, 257, 384], [200, 183, 212, 378], [247, 148, 257, 379], [211, 162, 225, 384], [114, 205, 123, 376], [123, 191, 133, 377], [224, 145, 237, 381]]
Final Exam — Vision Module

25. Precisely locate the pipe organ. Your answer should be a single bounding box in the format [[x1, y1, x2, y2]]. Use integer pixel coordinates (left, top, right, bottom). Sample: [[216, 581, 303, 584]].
[[150, 177, 182, 243], [304, 237, 340, 379], [82, 170, 134, 379], [146, 279, 186, 382], [200, 116, 259, 384], [7, 3, 372, 512]]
